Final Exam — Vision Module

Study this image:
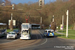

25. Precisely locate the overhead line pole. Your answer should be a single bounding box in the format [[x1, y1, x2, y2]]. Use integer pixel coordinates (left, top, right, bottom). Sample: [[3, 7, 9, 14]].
[[66, 10, 69, 38]]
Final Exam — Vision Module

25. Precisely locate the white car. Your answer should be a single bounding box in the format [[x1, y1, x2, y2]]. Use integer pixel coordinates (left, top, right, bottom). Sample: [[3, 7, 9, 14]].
[[44, 29, 55, 37], [7, 32, 17, 39]]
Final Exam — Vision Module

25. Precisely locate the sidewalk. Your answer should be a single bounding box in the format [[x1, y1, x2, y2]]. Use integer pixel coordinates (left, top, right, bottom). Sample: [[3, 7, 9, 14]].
[[55, 30, 75, 47], [55, 31, 65, 35], [58, 37, 75, 48]]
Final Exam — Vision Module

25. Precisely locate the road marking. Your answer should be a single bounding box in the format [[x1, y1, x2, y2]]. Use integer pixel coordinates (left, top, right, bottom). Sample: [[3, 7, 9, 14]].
[[0, 39, 19, 44], [38, 30, 48, 45], [19, 30, 48, 50], [28, 30, 47, 47], [1, 30, 47, 50], [40, 38, 47, 45]]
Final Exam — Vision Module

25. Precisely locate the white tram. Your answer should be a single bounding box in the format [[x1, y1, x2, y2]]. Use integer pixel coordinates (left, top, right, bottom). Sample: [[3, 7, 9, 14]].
[[20, 23, 31, 39]]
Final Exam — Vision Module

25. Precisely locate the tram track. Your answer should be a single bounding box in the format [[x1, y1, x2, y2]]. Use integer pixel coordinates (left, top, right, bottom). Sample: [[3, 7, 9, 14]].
[[0, 30, 43, 50]]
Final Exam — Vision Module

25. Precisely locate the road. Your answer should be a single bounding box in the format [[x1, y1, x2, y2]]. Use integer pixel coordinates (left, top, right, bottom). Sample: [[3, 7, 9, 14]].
[[0, 33, 20, 44], [0, 30, 75, 50]]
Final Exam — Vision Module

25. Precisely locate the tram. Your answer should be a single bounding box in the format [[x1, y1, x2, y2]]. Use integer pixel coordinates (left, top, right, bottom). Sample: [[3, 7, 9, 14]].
[[20, 23, 31, 39]]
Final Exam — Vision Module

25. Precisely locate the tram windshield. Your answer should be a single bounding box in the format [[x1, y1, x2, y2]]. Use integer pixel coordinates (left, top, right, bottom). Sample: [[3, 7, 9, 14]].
[[22, 25, 28, 29]]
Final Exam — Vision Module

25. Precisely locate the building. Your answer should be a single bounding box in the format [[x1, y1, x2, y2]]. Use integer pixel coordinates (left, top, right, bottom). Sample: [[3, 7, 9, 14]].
[[39, 0, 44, 7]]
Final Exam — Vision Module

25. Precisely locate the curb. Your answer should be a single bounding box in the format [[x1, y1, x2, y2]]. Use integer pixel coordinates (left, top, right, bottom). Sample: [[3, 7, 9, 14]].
[[57, 37, 75, 48], [57, 36, 75, 40]]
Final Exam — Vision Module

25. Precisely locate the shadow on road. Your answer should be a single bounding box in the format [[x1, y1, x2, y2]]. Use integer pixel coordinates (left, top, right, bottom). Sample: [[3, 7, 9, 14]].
[[0, 34, 20, 40], [31, 34, 58, 40], [44, 35, 57, 39], [31, 34, 42, 40]]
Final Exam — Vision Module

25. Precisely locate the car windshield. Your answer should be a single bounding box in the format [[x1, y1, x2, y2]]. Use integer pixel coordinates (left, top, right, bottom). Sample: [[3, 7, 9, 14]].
[[8, 33, 15, 34], [13, 30, 19, 32], [48, 31, 51, 33]]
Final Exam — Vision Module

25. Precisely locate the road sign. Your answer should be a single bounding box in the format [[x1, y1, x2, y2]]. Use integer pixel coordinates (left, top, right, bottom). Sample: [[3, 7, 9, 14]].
[[60, 24, 63, 30], [9, 20, 16, 26]]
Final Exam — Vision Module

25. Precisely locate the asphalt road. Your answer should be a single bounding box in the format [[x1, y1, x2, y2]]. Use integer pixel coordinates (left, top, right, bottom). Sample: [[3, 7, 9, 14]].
[[0, 30, 42, 50], [0, 30, 75, 50], [20, 30, 75, 50], [0, 34, 20, 44]]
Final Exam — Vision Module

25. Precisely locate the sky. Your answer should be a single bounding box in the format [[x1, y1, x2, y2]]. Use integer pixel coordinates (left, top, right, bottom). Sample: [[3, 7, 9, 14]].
[[5, 0, 56, 4]]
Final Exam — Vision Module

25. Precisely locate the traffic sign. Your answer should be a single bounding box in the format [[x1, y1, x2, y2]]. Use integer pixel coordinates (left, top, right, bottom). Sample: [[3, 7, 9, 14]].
[[9, 20, 16, 26]]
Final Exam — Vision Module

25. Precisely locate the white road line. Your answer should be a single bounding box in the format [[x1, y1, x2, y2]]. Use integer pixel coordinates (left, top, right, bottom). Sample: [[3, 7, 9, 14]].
[[40, 38, 47, 45], [38, 30, 48, 45], [19, 30, 48, 50]]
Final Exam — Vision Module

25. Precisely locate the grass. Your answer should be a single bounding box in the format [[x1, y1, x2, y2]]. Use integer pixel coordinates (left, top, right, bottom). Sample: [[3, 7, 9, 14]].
[[57, 25, 74, 30], [55, 30, 75, 39], [7, 29, 13, 32], [7, 28, 18, 32]]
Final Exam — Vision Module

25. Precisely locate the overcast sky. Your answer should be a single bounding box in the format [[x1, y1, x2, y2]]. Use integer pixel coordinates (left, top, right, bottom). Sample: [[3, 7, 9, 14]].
[[6, 0, 56, 4]]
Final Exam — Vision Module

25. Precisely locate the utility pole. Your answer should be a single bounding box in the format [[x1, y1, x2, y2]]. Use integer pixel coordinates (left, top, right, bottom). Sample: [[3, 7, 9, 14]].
[[40, 17, 42, 29], [9, 13, 13, 30], [62, 15, 64, 30], [66, 10, 69, 38], [10, 4, 14, 30], [40, 17, 42, 24], [11, 4, 14, 20], [11, 4, 14, 19], [11, 13, 13, 20], [53, 15, 54, 22], [62, 15, 64, 26]]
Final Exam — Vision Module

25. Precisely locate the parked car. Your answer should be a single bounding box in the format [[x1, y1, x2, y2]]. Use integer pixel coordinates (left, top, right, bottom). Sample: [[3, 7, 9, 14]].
[[7, 32, 17, 39], [0, 29, 7, 37], [44, 29, 55, 37], [13, 29, 20, 35]]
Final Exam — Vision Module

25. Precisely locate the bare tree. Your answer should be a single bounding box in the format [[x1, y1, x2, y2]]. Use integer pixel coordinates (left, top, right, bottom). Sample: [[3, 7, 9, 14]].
[[5, 0, 11, 6]]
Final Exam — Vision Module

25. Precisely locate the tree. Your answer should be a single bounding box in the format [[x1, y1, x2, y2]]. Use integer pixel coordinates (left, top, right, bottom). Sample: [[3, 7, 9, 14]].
[[51, 22, 56, 31], [5, 0, 11, 6]]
